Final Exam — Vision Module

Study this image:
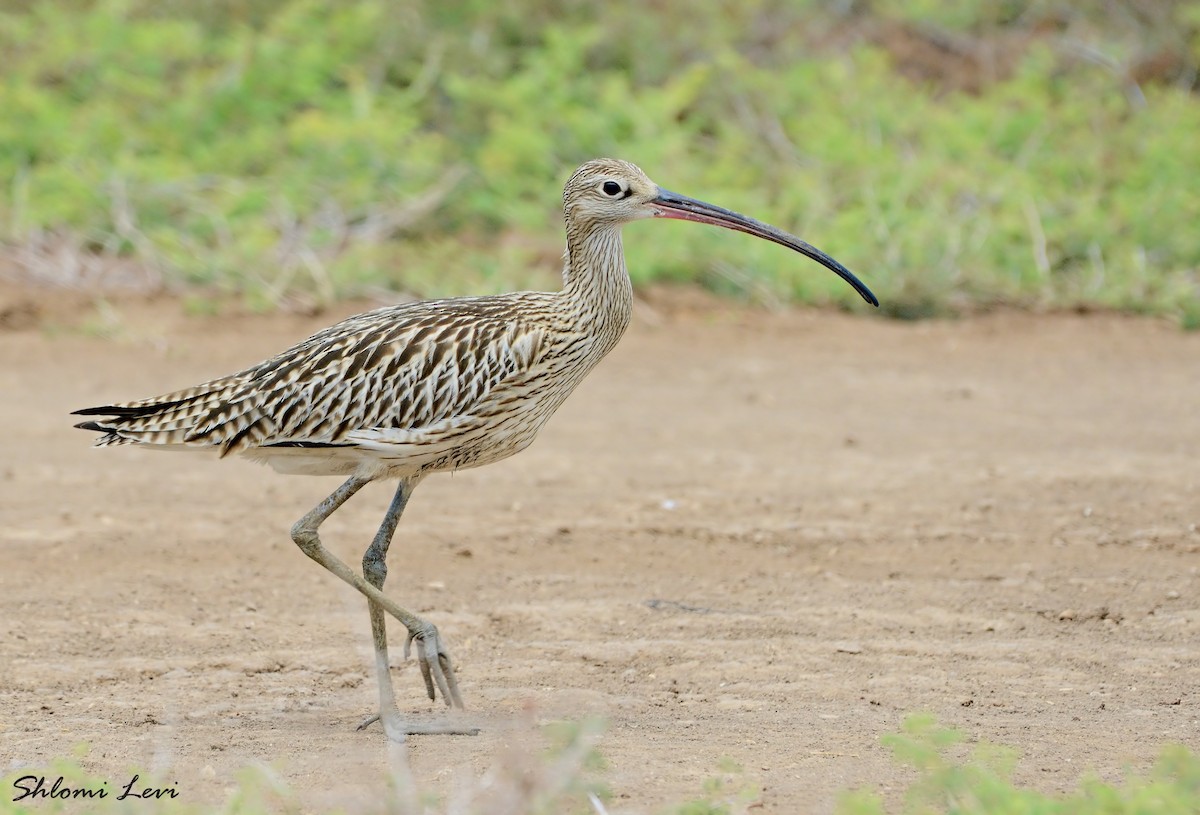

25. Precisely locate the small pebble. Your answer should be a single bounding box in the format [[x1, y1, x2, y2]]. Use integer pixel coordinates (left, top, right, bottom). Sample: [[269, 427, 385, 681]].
[[1058, 609, 1077, 621]]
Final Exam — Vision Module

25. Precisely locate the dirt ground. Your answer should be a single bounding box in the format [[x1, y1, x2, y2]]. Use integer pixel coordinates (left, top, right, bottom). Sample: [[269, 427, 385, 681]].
[[2, 288, 1198, 813]]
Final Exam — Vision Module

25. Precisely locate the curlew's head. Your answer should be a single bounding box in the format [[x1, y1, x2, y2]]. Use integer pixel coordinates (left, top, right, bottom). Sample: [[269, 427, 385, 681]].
[[563, 158, 878, 307]]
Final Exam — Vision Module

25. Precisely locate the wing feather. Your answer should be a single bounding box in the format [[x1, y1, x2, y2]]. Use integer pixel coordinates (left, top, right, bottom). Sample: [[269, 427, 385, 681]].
[[74, 295, 551, 457]]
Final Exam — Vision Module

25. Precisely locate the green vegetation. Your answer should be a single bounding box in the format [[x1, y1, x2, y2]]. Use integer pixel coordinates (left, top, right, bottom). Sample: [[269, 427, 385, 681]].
[[836, 714, 1200, 815], [4, 718, 1198, 814], [1, 1, 1197, 320], [666, 757, 761, 815]]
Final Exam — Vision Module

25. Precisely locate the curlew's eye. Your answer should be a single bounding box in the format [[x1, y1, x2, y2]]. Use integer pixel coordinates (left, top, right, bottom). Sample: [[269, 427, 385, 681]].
[[601, 180, 623, 197]]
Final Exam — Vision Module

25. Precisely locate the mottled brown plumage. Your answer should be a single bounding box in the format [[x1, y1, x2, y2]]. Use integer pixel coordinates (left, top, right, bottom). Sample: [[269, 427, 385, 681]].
[[75, 158, 877, 742], [77, 295, 562, 473]]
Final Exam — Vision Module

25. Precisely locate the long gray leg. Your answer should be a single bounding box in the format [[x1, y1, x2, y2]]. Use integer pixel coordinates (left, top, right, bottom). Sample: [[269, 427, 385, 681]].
[[356, 478, 472, 737], [289, 476, 473, 736]]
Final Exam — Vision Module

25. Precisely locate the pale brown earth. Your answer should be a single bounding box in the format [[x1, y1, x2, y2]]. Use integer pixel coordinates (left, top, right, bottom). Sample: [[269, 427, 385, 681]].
[[2, 289, 1198, 813]]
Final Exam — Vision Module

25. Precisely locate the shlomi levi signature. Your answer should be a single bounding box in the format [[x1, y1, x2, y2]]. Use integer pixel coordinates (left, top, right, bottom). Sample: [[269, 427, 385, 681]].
[[11, 774, 178, 802]]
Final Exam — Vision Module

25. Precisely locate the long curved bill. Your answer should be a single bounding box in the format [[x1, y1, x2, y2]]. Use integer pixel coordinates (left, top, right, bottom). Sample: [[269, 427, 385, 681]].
[[651, 188, 879, 307]]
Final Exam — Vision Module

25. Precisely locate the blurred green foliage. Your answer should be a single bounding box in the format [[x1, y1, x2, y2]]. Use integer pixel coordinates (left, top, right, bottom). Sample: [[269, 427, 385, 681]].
[[0, 0, 1197, 318], [3, 718, 1199, 814], [837, 713, 1200, 814]]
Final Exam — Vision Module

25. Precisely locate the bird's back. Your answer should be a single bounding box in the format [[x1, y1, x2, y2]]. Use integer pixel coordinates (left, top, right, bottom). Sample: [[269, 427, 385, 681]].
[[73, 291, 604, 477]]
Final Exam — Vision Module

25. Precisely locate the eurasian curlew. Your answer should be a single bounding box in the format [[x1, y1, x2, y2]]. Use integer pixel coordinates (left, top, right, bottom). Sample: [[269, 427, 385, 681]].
[[74, 158, 878, 741]]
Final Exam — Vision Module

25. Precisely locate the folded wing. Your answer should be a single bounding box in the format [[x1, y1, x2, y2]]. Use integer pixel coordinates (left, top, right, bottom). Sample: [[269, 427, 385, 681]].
[[73, 296, 548, 459]]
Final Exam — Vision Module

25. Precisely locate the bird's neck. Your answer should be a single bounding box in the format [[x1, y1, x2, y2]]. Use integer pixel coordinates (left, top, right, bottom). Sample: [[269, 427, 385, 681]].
[[561, 223, 634, 341]]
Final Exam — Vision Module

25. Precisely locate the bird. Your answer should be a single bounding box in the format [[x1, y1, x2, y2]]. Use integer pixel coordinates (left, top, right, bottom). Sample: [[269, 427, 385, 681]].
[[74, 158, 878, 742]]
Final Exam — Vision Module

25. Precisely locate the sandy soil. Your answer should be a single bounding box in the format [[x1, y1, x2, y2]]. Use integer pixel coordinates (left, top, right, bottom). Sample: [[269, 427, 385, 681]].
[[2, 290, 1198, 813]]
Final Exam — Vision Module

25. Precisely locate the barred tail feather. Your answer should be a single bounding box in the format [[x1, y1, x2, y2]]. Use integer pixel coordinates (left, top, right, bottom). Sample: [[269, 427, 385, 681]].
[[72, 375, 252, 450]]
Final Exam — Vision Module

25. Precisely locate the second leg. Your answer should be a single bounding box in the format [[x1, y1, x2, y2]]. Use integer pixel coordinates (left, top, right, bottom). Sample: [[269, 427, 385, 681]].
[[358, 477, 473, 738]]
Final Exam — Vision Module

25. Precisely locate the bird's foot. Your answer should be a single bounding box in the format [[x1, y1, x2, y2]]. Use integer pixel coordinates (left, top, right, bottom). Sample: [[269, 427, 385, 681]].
[[357, 710, 480, 739], [404, 619, 464, 709]]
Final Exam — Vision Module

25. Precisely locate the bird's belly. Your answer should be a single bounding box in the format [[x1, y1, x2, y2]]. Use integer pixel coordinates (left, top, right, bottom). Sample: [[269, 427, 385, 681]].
[[248, 445, 371, 477], [415, 372, 583, 476], [437, 417, 542, 471]]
